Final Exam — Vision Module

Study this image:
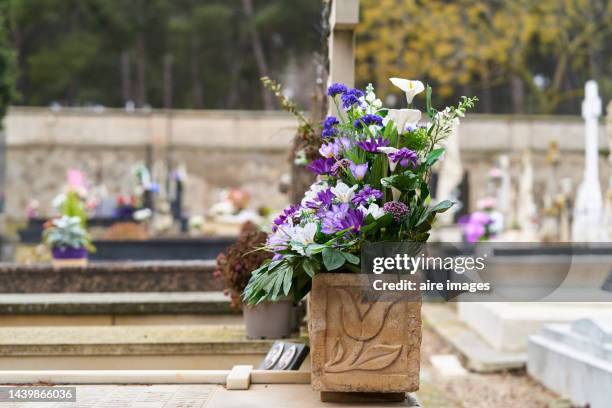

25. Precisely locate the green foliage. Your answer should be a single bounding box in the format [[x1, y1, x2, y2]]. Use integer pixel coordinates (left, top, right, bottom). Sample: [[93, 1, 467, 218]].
[[60, 191, 88, 227], [6, 0, 322, 109], [0, 1, 16, 129], [43, 215, 95, 252]]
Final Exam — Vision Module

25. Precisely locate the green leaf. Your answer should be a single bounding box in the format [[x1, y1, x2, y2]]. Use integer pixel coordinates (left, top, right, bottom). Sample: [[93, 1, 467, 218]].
[[426, 84, 434, 118], [342, 252, 360, 265], [322, 247, 346, 271], [282, 267, 293, 296], [425, 148, 445, 167], [430, 200, 454, 214], [302, 258, 317, 277]]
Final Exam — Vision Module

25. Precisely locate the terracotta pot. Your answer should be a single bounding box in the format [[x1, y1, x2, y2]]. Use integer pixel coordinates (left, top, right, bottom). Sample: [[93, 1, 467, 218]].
[[243, 299, 293, 339], [310, 273, 422, 395]]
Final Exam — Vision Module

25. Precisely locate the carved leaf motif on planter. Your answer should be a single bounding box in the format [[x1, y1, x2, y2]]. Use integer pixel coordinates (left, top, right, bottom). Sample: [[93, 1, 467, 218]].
[[336, 288, 400, 341], [324, 288, 403, 373]]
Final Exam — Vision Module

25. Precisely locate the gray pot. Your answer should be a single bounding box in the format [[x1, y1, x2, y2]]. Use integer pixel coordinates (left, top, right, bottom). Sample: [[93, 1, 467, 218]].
[[243, 299, 293, 339]]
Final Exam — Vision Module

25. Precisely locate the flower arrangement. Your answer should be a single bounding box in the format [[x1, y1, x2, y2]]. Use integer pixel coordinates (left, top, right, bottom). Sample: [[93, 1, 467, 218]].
[[43, 215, 95, 256], [44, 191, 95, 259], [243, 79, 477, 304]]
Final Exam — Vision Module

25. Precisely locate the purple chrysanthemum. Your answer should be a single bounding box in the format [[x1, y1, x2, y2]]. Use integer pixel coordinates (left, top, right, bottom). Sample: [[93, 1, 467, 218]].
[[383, 201, 409, 222], [353, 114, 383, 129], [352, 185, 383, 206], [388, 148, 418, 169], [341, 88, 364, 109], [327, 83, 348, 97], [307, 158, 335, 175], [304, 188, 334, 210], [272, 204, 300, 232], [356, 136, 390, 153], [321, 203, 364, 234]]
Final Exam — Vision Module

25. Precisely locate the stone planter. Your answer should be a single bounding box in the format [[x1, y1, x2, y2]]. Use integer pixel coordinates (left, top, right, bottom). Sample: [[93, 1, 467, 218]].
[[243, 299, 293, 339], [310, 273, 421, 397], [51, 246, 88, 268]]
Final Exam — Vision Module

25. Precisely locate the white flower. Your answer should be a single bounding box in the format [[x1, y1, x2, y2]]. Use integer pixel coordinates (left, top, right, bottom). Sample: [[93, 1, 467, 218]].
[[389, 78, 425, 104], [360, 203, 385, 219], [331, 182, 358, 203], [377, 146, 399, 171], [384, 109, 421, 134], [290, 223, 318, 254]]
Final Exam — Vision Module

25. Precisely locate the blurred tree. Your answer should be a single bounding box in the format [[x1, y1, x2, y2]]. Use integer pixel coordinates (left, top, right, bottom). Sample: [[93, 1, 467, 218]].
[[5, 0, 322, 109], [357, 0, 612, 114], [0, 0, 16, 126]]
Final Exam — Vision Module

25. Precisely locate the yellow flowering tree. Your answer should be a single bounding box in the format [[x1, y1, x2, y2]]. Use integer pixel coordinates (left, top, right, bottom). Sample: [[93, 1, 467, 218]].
[[357, 0, 612, 114]]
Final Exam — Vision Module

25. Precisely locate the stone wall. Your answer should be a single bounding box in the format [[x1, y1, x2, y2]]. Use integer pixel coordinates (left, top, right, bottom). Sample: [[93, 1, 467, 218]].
[[3, 107, 610, 220]]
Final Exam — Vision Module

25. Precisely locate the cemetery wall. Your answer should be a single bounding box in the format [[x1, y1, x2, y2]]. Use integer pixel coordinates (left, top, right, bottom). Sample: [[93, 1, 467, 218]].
[[3, 107, 610, 220]]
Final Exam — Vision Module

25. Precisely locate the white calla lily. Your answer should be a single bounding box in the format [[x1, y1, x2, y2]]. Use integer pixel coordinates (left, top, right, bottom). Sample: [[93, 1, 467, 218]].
[[384, 109, 421, 134], [389, 78, 425, 104]]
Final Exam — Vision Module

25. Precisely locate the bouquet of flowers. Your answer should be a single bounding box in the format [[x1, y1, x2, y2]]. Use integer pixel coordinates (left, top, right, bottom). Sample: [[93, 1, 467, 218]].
[[243, 78, 476, 304]]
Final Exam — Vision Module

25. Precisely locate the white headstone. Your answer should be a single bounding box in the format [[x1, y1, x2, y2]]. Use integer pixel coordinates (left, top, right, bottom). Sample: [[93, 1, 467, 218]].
[[497, 155, 512, 229], [572, 80, 604, 241], [436, 118, 462, 225], [517, 149, 538, 240]]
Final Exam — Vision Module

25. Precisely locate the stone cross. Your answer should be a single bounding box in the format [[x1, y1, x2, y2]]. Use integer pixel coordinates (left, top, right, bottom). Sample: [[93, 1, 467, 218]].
[[517, 149, 538, 240], [328, 0, 359, 115], [572, 80, 604, 241]]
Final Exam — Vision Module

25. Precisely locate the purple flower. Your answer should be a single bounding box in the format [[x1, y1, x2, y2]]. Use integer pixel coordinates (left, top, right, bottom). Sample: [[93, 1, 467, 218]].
[[350, 162, 368, 181], [388, 148, 418, 169], [307, 158, 335, 175], [352, 185, 383, 206], [328, 83, 348, 97], [272, 204, 299, 232], [337, 136, 352, 151], [319, 142, 340, 158], [317, 188, 334, 206], [304, 188, 334, 210], [322, 116, 339, 138], [341, 88, 364, 109], [383, 201, 409, 222], [353, 114, 383, 129], [321, 203, 364, 234], [356, 136, 390, 153], [458, 211, 493, 243], [331, 158, 351, 177]]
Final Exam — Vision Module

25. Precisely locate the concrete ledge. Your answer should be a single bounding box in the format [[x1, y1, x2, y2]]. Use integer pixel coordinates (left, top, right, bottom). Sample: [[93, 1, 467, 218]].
[[0, 292, 237, 315], [0, 325, 276, 356], [0, 260, 222, 293], [422, 303, 525, 372]]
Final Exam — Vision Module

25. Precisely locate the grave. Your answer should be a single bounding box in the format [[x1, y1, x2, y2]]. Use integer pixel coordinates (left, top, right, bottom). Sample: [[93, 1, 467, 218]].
[[528, 318, 612, 408]]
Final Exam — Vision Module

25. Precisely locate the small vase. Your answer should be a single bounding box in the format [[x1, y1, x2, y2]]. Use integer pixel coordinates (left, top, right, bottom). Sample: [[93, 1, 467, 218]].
[[51, 246, 88, 268], [310, 273, 422, 398], [243, 299, 294, 339]]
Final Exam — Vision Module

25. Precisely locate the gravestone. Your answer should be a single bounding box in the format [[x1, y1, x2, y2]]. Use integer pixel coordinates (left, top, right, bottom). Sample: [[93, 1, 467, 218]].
[[572, 80, 604, 241], [436, 118, 462, 225], [528, 318, 612, 408], [603, 101, 612, 240], [517, 149, 538, 240]]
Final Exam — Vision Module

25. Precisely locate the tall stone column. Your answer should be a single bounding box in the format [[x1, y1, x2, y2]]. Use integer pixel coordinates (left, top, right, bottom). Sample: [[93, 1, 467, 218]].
[[603, 101, 612, 240], [327, 0, 359, 115], [572, 81, 604, 242]]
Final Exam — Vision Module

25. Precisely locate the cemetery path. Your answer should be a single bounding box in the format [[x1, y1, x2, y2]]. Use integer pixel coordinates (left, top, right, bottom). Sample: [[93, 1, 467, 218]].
[[418, 324, 564, 408]]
